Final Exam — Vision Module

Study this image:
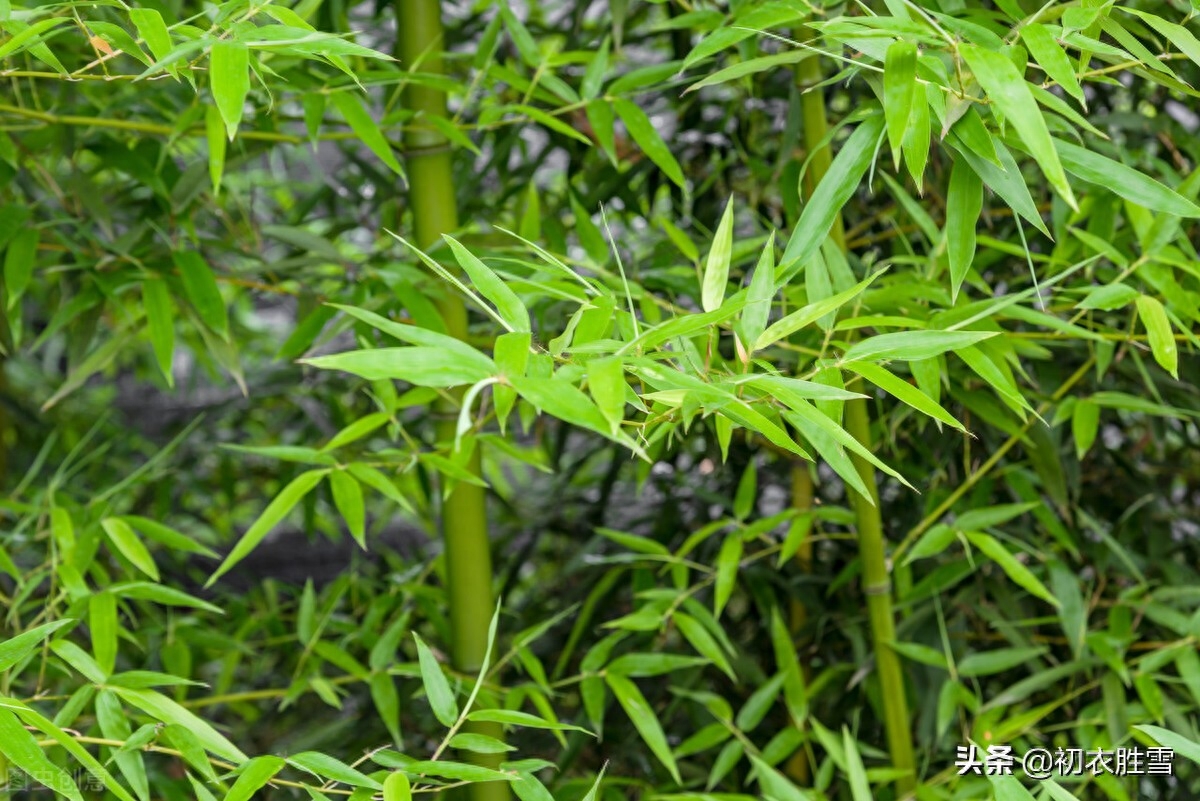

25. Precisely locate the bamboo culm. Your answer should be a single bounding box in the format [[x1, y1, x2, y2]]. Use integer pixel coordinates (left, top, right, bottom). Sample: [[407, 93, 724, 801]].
[[396, 4, 510, 801], [793, 35, 917, 797]]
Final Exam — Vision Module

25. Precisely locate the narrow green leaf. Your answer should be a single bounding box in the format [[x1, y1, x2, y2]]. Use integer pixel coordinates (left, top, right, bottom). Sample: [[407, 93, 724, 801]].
[[383, 772, 411, 801], [946, 158, 982, 301], [605, 673, 681, 783], [111, 687, 247, 762], [329, 470, 366, 549], [965, 531, 1059, 607], [0, 619, 73, 672], [701, 196, 735, 313], [205, 105, 226, 195], [225, 756, 286, 801], [845, 361, 965, 431], [142, 278, 174, 386], [0, 709, 84, 801], [209, 41, 249, 139], [101, 518, 159, 581], [781, 114, 885, 273], [1072, 399, 1099, 459], [714, 534, 742, 619], [173, 251, 227, 338], [1135, 295, 1178, 378], [331, 92, 404, 176], [289, 752, 382, 789], [755, 270, 882, 351], [413, 632, 458, 727], [960, 44, 1076, 210], [883, 41, 917, 170], [587, 357, 626, 436], [842, 728, 872, 801], [842, 330, 997, 363], [741, 234, 775, 348], [128, 9, 172, 62], [958, 646, 1048, 677], [613, 98, 685, 188], [207, 469, 328, 587], [686, 50, 812, 92], [304, 347, 493, 388], [3, 227, 37, 309], [443, 235, 530, 332], [89, 592, 118, 676], [1053, 138, 1200, 217], [1021, 24, 1085, 105], [1135, 725, 1200, 766], [466, 708, 592, 734]]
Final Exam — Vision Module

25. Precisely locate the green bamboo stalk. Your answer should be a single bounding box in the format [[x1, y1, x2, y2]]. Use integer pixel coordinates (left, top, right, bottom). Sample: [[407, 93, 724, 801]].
[[794, 33, 917, 797], [396, 5, 509, 801]]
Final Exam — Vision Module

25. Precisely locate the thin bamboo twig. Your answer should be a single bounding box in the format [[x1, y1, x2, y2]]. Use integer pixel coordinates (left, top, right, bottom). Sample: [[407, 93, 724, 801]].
[[893, 356, 1096, 563]]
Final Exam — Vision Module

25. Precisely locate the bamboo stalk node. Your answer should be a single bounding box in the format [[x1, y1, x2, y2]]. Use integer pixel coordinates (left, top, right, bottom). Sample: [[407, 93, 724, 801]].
[[863, 579, 892, 596]]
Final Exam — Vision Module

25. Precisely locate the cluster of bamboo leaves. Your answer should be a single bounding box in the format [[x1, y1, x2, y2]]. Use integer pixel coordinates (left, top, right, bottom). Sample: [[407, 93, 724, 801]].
[[1, 0, 1199, 799]]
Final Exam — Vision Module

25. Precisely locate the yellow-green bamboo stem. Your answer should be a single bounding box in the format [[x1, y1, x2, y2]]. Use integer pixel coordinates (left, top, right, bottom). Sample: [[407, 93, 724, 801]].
[[785, 465, 814, 785], [396, 4, 508, 801], [795, 30, 916, 797]]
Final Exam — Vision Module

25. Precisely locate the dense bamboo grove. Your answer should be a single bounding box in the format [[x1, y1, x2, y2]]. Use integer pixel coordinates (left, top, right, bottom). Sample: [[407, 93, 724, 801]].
[[1, 1, 1199, 800]]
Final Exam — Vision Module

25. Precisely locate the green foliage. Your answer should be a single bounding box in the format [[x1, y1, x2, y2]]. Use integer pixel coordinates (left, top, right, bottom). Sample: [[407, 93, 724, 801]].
[[2, 0, 1200, 800]]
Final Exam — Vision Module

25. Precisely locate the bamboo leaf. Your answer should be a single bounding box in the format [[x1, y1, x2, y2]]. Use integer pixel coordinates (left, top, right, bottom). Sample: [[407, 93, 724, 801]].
[[101, 518, 159, 581], [3, 227, 36, 309], [844, 361, 965, 431], [89, 592, 118, 676], [1135, 295, 1178, 378], [0, 619, 73, 672], [112, 687, 247, 762], [714, 534, 742, 619], [205, 105, 226, 195], [303, 347, 494, 387], [413, 632, 458, 727], [173, 251, 227, 338], [960, 44, 1076, 211], [686, 50, 812, 92], [383, 772, 412, 801], [741, 234, 775, 348], [331, 92, 404, 176], [128, 9, 172, 62], [289, 752, 382, 789], [1072, 399, 1100, 459], [841, 330, 997, 363], [209, 41, 249, 140], [946, 158, 982, 302], [329, 470, 366, 549], [587, 356, 626, 436], [442, 235, 530, 332], [613, 98, 685, 188], [0, 709, 85, 801], [781, 114, 885, 273], [605, 673, 682, 783], [843, 727, 872, 801], [701, 196, 735, 313], [755, 270, 883, 351], [965, 531, 1059, 607], [1136, 724, 1200, 766], [206, 469, 328, 587], [1053, 138, 1200, 217], [1021, 24, 1085, 106], [225, 756, 286, 801], [142, 278, 174, 386], [883, 40, 917, 170]]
